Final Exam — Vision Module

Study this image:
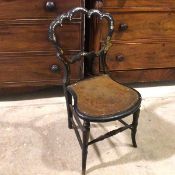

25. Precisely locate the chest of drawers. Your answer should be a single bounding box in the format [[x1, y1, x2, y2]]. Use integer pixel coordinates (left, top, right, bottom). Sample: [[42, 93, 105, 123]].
[[90, 0, 175, 83], [0, 0, 84, 89]]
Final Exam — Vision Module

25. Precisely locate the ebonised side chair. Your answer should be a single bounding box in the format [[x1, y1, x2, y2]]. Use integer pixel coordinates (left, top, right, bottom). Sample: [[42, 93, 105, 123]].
[[49, 7, 142, 175]]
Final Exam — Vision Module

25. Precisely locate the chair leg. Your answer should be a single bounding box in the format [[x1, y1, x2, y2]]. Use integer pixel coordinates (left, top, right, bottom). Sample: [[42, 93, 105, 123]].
[[82, 121, 90, 175], [65, 90, 73, 129], [131, 109, 140, 147]]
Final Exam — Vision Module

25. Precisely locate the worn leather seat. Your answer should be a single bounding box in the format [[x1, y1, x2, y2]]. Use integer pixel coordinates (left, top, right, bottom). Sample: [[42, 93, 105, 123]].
[[68, 74, 141, 122]]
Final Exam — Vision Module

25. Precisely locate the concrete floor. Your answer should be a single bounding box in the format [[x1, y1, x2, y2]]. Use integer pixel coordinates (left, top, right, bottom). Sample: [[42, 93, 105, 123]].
[[0, 84, 175, 175]]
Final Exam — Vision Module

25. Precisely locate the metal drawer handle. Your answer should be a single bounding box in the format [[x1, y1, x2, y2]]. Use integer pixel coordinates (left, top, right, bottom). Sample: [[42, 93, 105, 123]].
[[118, 23, 128, 32], [116, 55, 125, 62], [45, 1, 56, 11], [51, 64, 60, 73]]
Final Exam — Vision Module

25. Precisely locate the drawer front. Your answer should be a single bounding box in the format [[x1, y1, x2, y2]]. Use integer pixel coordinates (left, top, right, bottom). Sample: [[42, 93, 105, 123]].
[[0, 0, 81, 20], [103, 0, 175, 8], [110, 68, 175, 83], [104, 42, 175, 71], [0, 22, 82, 53], [101, 12, 175, 42], [0, 54, 82, 86]]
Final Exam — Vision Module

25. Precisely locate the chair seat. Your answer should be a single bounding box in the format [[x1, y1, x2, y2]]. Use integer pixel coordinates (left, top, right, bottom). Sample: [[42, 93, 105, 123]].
[[67, 74, 141, 122]]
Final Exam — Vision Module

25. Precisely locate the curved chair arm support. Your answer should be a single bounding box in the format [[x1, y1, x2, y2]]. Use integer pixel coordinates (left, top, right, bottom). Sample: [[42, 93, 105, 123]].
[[48, 7, 114, 56]]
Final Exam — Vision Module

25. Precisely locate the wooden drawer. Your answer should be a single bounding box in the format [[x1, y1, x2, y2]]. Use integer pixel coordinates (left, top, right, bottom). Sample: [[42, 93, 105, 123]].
[[90, 0, 175, 83], [104, 42, 175, 71], [0, 0, 81, 20], [101, 12, 175, 42], [103, 0, 175, 8], [0, 22, 82, 53], [110, 68, 175, 83], [0, 54, 82, 87]]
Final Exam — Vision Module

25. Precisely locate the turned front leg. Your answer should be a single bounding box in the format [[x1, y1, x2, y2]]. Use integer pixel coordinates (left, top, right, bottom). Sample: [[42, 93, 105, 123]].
[[82, 121, 90, 175]]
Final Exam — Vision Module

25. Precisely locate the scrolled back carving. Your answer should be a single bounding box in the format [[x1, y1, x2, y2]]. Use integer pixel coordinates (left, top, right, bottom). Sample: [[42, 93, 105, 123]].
[[48, 7, 114, 56]]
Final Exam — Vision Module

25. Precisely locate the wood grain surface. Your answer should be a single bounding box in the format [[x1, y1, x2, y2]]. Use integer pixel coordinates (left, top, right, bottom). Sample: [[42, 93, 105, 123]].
[[0, 0, 84, 89], [105, 42, 175, 70], [0, 54, 83, 87], [0, 0, 81, 20], [90, 0, 175, 83]]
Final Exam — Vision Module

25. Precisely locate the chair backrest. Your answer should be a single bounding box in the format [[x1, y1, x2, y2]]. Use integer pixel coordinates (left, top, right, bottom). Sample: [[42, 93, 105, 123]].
[[48, 7, 114, 85]]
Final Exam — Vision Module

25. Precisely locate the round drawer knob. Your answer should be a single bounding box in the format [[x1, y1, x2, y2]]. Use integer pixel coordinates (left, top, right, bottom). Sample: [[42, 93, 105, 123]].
[[116, 55, 125, 62], [118, 23, 128, 32], [95, 0, 104, 9], [45, 1, 56, 11], [51, 64, 60, 73]]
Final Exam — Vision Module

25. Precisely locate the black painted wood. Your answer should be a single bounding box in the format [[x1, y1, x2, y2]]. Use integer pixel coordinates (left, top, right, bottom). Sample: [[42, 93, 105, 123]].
[[49, 7, 142, 175]]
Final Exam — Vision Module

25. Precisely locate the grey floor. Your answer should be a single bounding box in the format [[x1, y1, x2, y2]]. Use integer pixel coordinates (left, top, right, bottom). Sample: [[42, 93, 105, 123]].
[[0, 83, 175, 175]]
